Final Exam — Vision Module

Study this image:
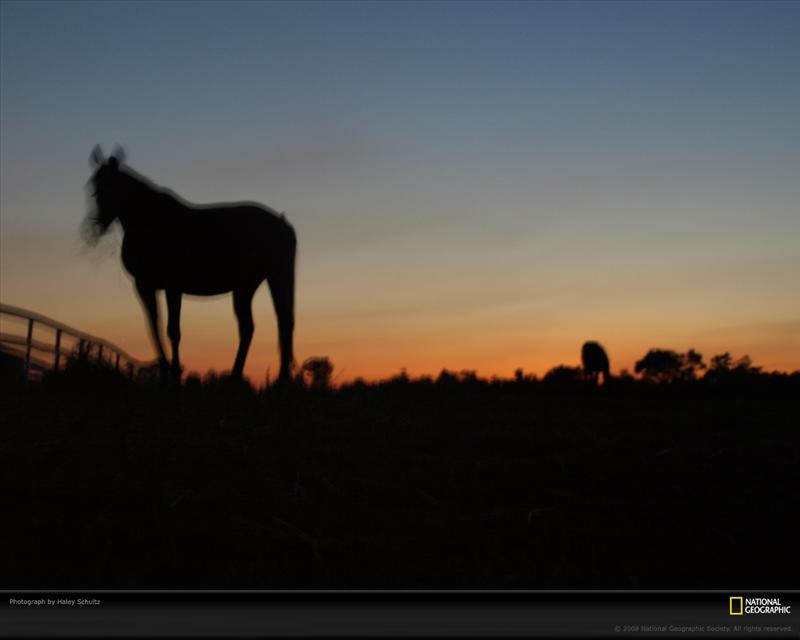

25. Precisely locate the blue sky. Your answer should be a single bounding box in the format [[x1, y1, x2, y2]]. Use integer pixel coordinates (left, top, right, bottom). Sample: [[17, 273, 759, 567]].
[[2, 0, 799, 379]]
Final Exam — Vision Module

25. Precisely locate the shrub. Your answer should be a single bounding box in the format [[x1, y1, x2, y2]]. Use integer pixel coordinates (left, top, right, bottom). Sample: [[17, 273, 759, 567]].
[[634, 348, 705, 383], [301, 357, 334, 390]]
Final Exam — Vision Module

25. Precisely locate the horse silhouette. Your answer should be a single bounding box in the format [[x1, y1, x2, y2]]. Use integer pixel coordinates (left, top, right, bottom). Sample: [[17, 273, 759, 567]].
[[581, 341, 610, 385], [85, 146, 296, 384]]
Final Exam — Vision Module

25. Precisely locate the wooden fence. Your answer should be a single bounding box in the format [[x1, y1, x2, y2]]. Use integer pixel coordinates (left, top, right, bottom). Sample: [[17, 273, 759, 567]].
[[0, 302, 153, 379]]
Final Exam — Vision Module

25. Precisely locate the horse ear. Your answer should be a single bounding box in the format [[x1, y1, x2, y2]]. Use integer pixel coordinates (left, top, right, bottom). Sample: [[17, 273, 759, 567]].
[[90, 145, 105, 168], [111, 144, 126, 164]]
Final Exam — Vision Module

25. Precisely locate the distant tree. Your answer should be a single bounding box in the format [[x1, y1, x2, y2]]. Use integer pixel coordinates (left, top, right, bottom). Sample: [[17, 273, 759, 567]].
[[384, 368, 410, 386], [705, 352, 761, 381], [513, 368, 537, 383], [709, 352, 734, 372], [634, 349, 706, 383], [682, 349, 706, 379], [734, 355, 757, 373], [635, 350, 681, 382], [301, 357, 334, 390], [543, 365, 583, 384], [436, 369, 459, 385]]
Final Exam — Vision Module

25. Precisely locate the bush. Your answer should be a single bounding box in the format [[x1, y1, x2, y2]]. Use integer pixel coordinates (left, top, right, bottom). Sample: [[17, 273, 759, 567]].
[[543, 365, 583, 385], [301, 357, 334, 390], [635, 349, 705, 383], [704, 353, 761, 381]]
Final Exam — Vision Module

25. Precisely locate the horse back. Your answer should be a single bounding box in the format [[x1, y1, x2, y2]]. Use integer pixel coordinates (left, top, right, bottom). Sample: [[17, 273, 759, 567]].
[[121, 202, 294, 295]]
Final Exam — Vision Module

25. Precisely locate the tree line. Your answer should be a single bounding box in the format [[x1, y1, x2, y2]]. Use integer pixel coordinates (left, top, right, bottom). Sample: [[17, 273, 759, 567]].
[[300, 348, 791, 391]]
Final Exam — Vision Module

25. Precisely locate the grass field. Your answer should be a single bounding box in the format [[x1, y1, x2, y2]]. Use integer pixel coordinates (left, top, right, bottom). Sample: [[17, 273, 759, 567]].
[[1, 361, 797, 589]]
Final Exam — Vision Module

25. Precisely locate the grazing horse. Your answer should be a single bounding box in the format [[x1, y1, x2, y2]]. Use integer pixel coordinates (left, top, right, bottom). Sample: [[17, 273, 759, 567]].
[[85, 146, 296, 384], [581, 341, 610, 386]]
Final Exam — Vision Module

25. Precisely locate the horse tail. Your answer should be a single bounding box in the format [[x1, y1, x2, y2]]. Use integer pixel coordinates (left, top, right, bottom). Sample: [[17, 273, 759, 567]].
[[271, 220, 296, 384], [285, 222, 296, 366]]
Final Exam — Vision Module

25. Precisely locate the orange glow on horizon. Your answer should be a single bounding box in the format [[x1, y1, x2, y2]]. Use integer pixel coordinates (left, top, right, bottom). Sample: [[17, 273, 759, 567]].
[[37, 309, 796, 386], [2, 295, 798, 387]]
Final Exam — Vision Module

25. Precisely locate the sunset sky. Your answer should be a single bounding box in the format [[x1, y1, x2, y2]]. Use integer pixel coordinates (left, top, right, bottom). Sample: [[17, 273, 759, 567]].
[[1, 0, 798, 383]]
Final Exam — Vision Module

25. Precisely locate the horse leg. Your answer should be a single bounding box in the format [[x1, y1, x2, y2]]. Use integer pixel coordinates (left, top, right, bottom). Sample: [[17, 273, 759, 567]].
[[134, 280, 168, 369], [267, 271, 295, 385], [231, 285, 257, 379], [166, 289, 183, 380]]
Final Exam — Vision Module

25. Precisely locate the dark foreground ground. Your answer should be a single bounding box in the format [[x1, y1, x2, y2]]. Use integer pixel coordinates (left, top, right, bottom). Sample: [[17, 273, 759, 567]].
[[1, 364, 798, 589]]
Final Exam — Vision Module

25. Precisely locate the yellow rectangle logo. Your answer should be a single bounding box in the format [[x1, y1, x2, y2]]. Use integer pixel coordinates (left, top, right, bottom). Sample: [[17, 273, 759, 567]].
[[730, 596, 744, 615]]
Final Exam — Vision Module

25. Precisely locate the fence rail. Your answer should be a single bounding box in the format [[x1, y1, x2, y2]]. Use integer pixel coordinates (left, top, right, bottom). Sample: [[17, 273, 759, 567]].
[[0, 302, 153, 378]]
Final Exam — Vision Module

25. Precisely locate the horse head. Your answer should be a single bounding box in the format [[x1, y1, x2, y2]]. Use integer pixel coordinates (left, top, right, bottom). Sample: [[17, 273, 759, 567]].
[[84, 145, 128, 243]]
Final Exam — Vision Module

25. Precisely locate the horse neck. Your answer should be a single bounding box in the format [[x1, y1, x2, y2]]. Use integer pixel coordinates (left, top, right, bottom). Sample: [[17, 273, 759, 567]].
[[117, 179, 186, 235]]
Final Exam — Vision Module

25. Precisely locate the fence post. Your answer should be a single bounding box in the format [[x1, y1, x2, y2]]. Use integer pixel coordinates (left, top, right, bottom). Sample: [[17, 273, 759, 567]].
[[0, 306, 145, 379], [54, 328, 62, 371], [24, 318, 34, 375]]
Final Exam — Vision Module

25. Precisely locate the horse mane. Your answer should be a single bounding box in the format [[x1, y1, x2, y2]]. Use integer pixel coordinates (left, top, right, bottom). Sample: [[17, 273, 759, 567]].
[[117, 168, 290, 220], [116, 166, 187, 211], [84, 162, 292, 246]]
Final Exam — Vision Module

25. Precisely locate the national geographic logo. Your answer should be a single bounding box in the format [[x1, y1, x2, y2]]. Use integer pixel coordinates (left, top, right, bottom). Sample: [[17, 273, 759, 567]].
[[730, 596, 792, 616]]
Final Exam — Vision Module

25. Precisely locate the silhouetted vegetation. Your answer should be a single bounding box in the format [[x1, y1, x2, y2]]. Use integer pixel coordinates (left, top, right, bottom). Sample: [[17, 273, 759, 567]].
[[301, 357, 334, 390], [634, 348, 706, 383], [542, 364, 583, 385], [2, 348, 797, 589], [705, 352, 762, 381]]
